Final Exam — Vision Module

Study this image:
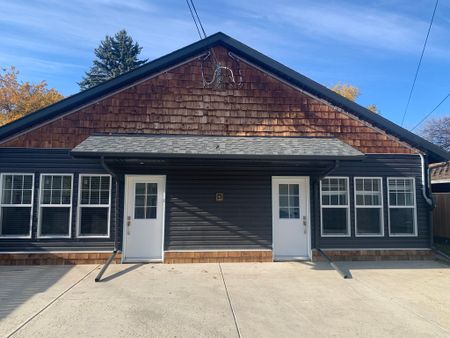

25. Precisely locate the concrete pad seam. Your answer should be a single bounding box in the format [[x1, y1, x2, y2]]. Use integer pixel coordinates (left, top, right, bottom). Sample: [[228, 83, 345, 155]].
[[350, 276, 450, 335], [6, 265, 100, 338], [218, 263, 242, 338]]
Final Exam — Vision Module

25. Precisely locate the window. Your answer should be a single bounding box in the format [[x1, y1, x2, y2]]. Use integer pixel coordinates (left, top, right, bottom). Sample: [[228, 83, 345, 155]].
[[320, 177, 350, 236], [0, 174, 34, 237], [134, 183, 157, 219], [279, 184, 300, 219], [354, 178, 383, 236], [38, 174, 73, 237], [387, 178, 417, 236], [77, 175, 111, 237]]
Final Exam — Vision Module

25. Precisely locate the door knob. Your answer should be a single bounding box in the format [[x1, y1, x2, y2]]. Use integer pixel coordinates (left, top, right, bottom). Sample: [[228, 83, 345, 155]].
[[303, 215, 307, 234]]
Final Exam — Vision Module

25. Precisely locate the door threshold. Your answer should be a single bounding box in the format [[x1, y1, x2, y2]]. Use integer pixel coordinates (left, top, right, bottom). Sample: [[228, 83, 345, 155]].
[[274, 256, 310, 262], [122, 258, 162, 263]]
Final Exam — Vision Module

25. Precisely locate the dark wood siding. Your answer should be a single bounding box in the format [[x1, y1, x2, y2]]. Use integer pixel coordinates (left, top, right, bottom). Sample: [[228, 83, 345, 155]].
[[165, 172, 272, 250], [431, 193, 450, 240], [0, 149, 432, 252], [314, 154, 432, 249]]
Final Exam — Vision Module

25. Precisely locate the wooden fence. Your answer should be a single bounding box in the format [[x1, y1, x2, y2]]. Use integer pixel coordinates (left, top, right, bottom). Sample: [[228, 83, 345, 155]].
[[433, 193, 450, 240]]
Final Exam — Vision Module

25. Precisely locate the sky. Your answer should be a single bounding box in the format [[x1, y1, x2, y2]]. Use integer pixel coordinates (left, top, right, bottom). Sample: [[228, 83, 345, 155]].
[[1, 0, 449, 131]]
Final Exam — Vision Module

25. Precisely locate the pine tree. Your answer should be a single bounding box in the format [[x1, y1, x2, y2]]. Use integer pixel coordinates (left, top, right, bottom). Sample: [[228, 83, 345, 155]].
[[79, 30, 148, 90]]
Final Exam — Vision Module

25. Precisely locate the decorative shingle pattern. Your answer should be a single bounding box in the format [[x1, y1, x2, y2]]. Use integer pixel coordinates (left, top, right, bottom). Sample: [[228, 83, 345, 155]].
[[72, 135, 364, 159], [2, 46, 415, 154]]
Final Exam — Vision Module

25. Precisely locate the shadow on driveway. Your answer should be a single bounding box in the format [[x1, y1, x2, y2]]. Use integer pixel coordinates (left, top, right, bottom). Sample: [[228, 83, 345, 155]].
[[0, 265, 73, 321], [292, 259, 449, 280], [98, 263, 144, 282]]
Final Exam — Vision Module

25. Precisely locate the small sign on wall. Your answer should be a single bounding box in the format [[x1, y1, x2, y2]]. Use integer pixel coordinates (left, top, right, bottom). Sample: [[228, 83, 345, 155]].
[[215, 192, 224, 202]]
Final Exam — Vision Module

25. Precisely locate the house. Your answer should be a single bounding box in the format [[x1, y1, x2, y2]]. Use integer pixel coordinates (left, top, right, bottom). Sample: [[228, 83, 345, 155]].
[[430, 161, 450, 242], [0, 32, 448, 265]]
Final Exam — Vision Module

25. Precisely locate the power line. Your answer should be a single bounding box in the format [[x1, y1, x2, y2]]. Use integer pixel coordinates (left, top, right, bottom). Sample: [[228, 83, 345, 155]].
[[400, 0, 439, 126], [185, 0, 202, 39], [410, 91, 450, 131], [190, 0, 207, 38]]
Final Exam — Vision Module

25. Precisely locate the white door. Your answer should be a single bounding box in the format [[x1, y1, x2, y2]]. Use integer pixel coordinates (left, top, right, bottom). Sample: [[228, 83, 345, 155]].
[[272, 177, 310, 260], [123, 175, 166, 262]]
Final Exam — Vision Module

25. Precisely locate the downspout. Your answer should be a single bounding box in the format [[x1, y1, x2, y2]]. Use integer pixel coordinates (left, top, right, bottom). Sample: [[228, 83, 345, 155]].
[[319, 160, 340, 180], [95, 156, 120, 282], [419, 153, 436, 250], [314, 160, 339, 252], [419, 153, 434, 208], [314, 160, 350, 279]]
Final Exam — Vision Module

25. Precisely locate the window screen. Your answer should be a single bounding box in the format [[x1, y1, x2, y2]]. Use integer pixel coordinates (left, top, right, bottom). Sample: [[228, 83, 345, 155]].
[[355, 178, 383, 236], [78, 175, 111, 237], [320, 177, 350, 236], [39, 175, 72, 237], [0, 174, 34, 237], [388, 178, 416, 236]]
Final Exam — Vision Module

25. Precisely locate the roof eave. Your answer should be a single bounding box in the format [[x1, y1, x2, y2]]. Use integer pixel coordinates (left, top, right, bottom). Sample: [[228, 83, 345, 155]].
[[70, 150, 365, 161]]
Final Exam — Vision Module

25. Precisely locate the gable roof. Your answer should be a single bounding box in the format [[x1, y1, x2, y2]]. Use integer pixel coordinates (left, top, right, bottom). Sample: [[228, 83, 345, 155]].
[[0, 32, 448, 162]]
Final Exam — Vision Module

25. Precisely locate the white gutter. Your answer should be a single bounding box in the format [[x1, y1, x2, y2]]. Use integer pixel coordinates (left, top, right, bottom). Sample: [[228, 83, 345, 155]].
[[431, 178, 450, 184]]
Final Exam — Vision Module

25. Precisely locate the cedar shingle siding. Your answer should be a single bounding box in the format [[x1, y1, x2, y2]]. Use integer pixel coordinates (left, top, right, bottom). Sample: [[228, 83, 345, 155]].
[[2, 47, 415, 154]]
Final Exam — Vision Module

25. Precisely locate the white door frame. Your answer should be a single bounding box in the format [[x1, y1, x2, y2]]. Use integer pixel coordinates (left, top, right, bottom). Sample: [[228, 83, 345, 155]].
[[122, 175, 166, 263], [271, 176, 311, 260]]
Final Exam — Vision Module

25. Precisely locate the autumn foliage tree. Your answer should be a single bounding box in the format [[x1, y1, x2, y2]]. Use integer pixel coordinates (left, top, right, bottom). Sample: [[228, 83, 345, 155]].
[[330, 82, 378, 113], [0, 66, 64, 126]]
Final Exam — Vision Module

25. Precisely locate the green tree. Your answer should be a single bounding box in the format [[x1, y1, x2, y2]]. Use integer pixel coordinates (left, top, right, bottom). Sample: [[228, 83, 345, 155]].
[[79, 30, 147, 90], [330, 82, 378, 113], [0, 66, 63, 126]]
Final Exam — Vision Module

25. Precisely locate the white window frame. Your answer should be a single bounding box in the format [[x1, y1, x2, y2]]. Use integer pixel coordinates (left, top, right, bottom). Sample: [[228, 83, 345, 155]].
[[77, 174, 112, 238], [387, 177, 418, 237], [0, 173, 34, 239], [320, 176, 351, 237], [37, 174, 73, 239], [354, 177, 384, 237]]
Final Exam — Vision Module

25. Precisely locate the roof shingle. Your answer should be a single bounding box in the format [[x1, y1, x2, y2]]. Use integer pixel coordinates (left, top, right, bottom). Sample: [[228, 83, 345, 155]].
[[71, 135, 364, 160]]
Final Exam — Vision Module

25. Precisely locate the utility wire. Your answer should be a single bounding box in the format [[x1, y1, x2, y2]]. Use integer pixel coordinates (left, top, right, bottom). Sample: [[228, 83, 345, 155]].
[[190, 0, 207, 38], [401, 0, 439, 126], [410, 92, 450, 131], [185, 0, 202, 39], [185, 0, 218, 64]]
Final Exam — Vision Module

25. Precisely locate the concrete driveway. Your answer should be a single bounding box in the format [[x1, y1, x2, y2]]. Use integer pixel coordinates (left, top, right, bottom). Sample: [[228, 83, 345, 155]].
[[1, 260, 450, 338]]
